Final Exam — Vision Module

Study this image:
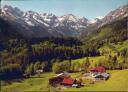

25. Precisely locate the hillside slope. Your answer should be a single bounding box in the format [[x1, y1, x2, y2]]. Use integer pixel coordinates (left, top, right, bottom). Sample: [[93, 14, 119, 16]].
[[81, 16, 128, 56], [0, 18, 25, 51]]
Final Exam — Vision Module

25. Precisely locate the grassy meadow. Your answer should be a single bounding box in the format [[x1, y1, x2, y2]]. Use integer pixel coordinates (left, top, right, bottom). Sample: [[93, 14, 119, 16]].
[[2, 70, 128, 92], [67, 70, 128, 91]]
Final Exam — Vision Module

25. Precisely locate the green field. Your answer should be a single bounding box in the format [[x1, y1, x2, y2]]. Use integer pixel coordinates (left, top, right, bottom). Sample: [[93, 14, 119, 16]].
[[2, 70, 128, 92], [67, 70, 128, 91], [1, 73, 56, 92]]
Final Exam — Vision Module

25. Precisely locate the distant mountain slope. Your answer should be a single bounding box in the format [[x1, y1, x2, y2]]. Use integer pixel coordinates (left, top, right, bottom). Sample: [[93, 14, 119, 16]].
[[83, 16, 127, 44], [0, 18, 24, 50], [81, 16, 128, 54]]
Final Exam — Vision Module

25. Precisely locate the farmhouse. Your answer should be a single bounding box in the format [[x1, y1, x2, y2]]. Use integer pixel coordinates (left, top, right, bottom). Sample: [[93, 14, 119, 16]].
[[49, 72, 82, 88], [49, 72, 71, 87], [84, 66, 109, 81], [90, 66, 105, 73], [94, 73, 109, 80], [49, 76, 63, 86]]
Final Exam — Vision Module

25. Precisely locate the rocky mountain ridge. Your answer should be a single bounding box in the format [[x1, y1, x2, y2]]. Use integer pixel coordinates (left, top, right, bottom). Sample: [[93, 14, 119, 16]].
[[1, 5, 127, 38]]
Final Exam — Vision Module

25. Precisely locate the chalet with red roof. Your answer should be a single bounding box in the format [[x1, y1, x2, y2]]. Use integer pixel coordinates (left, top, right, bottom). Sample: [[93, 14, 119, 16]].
[[61, 77, 76, 86]]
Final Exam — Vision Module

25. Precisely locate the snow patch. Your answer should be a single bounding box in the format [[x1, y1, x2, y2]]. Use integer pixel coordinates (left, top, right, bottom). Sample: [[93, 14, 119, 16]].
[[26, 21, 35, 26]]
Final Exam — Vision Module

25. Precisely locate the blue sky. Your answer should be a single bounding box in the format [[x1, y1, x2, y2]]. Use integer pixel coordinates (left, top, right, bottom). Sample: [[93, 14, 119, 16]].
[[2, 0, 127, 19]]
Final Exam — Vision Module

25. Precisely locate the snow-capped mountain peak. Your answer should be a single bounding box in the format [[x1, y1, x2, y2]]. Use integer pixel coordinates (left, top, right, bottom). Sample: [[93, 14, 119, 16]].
[[1, 5, 128, 38], [102, 5, 128, 25], [60, 14, 79, 22], [80, 17, 88, 23], [2, 5, 23, 19], [90, 16, 103, 24]]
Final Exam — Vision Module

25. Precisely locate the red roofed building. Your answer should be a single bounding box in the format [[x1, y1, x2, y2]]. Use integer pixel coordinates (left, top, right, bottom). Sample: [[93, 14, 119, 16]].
[[61, 77, 75, 86], [49, 76, 64, 86], [90, 66, 105, 73]]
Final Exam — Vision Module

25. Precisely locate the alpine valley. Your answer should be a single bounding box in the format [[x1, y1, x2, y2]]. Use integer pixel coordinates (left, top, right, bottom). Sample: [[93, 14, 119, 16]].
[[0, 4, 128, 92]]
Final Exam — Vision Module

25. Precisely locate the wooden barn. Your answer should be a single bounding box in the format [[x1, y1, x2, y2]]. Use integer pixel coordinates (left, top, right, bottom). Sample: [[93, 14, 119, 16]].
[[49, 72, 82, 88], [49, 76, 63, 87]]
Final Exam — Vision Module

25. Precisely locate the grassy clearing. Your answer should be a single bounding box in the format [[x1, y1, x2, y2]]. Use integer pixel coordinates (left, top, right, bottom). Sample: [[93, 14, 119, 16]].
[[2, 70, 128, 92], [2, 72, 56, 92], [67, 70, 128, 91], [64, 56, 105, 66]]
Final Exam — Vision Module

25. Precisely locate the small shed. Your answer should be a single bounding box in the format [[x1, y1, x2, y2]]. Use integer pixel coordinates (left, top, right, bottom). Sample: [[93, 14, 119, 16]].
[[90, 66, 105, 73], [36, 69, 43, 73]]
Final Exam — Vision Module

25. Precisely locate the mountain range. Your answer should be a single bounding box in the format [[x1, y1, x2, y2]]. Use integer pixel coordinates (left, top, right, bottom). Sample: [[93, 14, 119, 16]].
[[1, 5, 128, 38]]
